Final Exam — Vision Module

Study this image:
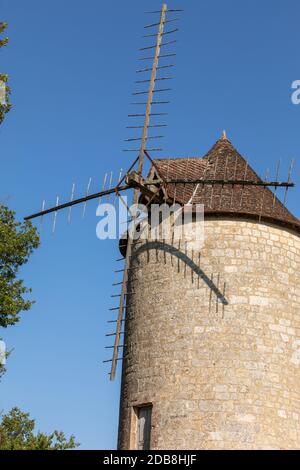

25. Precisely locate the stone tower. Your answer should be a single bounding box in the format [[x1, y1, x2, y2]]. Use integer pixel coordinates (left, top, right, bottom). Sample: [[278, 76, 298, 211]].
[[118, 136, 300, 450]]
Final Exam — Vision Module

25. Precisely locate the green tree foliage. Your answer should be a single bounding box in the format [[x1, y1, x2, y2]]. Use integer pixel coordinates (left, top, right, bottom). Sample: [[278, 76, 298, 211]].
[[0, 22, 9, 47], [0, 408, 79, 450], [0, 21, 11, 124], [0, 205, 40, 328]]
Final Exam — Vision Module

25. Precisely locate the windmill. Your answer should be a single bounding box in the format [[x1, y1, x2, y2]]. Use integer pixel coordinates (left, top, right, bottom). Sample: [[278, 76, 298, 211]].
[[25, 3, 296, 383]]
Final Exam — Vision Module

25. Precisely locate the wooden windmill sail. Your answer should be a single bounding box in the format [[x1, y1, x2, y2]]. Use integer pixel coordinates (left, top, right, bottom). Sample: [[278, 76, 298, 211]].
[[25, 3, 296, 381]]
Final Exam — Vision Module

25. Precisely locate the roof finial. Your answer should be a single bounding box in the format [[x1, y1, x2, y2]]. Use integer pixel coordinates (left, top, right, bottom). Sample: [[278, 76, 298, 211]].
[[222, 130, 228, 140]]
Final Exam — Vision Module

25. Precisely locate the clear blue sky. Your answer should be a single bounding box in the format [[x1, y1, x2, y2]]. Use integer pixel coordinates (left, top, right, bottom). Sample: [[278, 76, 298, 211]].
[[0, 0, 299, 449]]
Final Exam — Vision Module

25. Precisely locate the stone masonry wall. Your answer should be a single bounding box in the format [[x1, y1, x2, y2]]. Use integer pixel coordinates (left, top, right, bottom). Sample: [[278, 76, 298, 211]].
[[118, 217, 300, 450]]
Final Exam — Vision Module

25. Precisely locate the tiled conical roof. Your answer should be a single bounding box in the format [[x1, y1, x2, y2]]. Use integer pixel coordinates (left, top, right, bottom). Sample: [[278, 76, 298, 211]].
[[153, 137, 300, 233]]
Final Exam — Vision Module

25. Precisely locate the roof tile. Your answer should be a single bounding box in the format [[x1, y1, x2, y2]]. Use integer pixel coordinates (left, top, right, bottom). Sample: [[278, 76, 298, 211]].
[[152, 138, 300, 233]]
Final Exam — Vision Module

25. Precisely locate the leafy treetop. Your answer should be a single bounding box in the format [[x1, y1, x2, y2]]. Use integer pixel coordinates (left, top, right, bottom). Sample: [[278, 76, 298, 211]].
[[0, 408, 79, 450], [0, 205, 40, 328]]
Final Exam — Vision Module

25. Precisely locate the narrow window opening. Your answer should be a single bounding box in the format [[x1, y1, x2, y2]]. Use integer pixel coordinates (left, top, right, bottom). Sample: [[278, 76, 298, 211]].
[[136, 405, 152, 450]]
